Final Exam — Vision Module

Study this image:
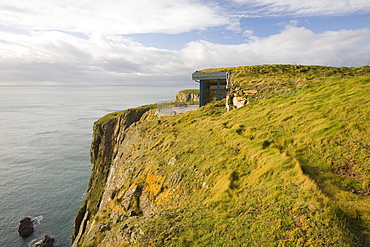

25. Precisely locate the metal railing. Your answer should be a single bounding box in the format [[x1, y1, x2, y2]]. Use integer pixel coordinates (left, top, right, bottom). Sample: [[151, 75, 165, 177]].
[[156, 101, 199, 116]]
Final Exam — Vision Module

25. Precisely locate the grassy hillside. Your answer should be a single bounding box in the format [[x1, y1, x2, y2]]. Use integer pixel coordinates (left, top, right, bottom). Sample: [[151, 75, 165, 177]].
[[82, 65, 370, 246], [203, 64, 370, 104]]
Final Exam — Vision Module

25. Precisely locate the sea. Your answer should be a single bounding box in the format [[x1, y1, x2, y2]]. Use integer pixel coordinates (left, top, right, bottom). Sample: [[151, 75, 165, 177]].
[[0, 85, 188, 246]]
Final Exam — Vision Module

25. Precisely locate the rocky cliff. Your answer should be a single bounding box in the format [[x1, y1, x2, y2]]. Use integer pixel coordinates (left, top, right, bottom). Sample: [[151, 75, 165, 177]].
[[73, 65, 370, 246], [173, 89, 199, 103], [72, 106, 156, 246]]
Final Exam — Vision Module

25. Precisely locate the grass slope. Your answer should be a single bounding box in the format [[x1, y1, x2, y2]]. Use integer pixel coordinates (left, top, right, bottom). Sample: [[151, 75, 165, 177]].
[[91, 65, 370, 246]]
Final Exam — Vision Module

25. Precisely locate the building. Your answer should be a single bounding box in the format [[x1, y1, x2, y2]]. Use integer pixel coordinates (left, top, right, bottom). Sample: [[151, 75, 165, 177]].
[[192, 71, 231, 107]]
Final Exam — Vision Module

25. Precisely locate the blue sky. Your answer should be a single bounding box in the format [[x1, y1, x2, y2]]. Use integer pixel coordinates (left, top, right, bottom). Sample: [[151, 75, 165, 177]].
[[0, 0, 369, 85]]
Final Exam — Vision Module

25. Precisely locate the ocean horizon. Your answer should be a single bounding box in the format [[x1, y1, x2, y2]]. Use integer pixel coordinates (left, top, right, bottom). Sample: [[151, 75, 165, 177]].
[[0, 85, 189, 246]]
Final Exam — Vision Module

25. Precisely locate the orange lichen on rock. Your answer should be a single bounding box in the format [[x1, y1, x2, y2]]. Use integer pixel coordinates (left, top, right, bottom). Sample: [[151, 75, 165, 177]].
[[155, 187, 177, 205], [143, 174, 163, 196]]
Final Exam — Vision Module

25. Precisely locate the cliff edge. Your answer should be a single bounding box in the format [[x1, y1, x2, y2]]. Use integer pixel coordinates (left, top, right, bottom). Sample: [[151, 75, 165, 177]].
[[173, 89, 199, 103], [72, 106, 155, 246], [73, 65, 370, 246]]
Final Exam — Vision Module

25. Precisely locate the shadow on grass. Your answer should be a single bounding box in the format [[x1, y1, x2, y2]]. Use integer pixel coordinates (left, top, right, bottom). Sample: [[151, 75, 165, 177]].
[[298, 157, 369, 246]]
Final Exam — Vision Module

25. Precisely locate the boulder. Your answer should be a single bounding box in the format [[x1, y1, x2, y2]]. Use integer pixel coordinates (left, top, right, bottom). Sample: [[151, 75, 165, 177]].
[[18, 217, 34, 237], [35, 235, 55, 247], [233, 96, 246, 108]]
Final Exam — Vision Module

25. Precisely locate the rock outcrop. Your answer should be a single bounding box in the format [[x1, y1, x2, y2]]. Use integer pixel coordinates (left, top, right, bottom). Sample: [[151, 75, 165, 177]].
[[18, 217, 34, 237], [72, 106, 156, 246], [173, 89, 199, 102], [72, 104, 199, 246], [35, 235, 55, 247]]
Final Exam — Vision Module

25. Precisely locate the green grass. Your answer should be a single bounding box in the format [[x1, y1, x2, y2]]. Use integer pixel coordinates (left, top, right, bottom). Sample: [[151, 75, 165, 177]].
[[95, 104, 156, 125], [179, 89, 199, 94], [79, 65, 370, 246], [173, 89, 200, 104]]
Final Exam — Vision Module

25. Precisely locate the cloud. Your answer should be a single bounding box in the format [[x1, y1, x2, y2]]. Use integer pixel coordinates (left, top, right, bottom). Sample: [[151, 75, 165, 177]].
[[232, 0, 370, 16], [0, 30, 193, 84], [0, 26, 369, 85], [0, 0, 234, 35], [243, 29, 255, 38], [181, 26, 370, 68], [1, 0, 369, 85]]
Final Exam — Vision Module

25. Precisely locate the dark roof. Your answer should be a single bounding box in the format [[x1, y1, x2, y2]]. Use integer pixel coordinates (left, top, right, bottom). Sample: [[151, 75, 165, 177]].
[[192, 71, 230, 80]]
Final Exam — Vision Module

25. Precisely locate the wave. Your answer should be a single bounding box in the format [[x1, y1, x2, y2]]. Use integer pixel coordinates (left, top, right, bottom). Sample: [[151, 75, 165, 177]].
[[26, 216, 45, 247], [32, 215, 43, 224], [34, 130, 59, 136]]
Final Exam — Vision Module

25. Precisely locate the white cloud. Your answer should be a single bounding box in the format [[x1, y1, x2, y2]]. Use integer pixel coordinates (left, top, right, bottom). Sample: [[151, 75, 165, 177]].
[[1, 0, 369, 85], [0, 30, 194, 84], [232, 0, 370, 16], [0, 0, 234, 35], [289, 19, 298, 26], [0, 26, 369, 85], [243, 29, 254, 37], [181, 26, 370, 68]]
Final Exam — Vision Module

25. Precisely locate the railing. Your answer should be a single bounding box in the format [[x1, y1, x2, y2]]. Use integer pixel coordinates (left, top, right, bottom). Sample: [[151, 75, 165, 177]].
[[156, 101, 176, 116], [156, 101, 199, 116]]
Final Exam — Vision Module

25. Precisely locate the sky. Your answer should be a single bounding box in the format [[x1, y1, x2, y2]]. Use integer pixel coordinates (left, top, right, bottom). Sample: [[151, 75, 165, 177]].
[[0, 0, 369, 85]]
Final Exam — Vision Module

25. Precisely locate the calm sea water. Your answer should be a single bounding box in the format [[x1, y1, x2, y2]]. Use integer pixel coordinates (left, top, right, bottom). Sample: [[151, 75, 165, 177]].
[[0, 85, 187, 246]]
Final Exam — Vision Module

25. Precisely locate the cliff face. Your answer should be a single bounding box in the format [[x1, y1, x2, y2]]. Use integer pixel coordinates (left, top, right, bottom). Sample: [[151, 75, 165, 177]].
[[73, 65, 370, 246], [72, 107, 156, 246], [173, 89, 199, 103]]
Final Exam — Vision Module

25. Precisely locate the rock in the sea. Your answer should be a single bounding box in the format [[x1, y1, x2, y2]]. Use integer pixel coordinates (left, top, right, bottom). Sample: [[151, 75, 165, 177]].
[[35, 235, 55, 247], [18, 217, 34, 237]]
